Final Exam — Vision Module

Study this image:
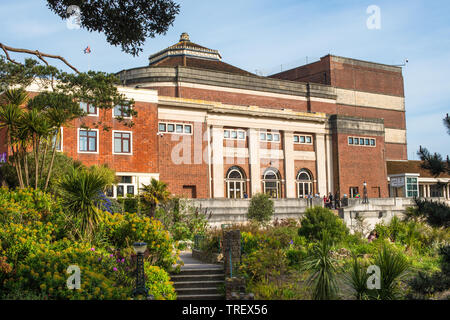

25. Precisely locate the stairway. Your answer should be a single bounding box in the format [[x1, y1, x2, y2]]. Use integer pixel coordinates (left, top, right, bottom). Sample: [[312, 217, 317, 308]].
[[171, 251, 225, 300]]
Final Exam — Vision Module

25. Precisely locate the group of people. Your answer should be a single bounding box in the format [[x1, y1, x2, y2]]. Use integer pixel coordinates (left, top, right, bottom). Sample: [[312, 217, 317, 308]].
[[323, 192, 339, 209]]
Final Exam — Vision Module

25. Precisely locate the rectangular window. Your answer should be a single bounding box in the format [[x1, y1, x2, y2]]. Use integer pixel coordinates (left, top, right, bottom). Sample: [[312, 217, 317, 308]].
[[224, 130, 230, 138], [348, 137, 353, 145], [294, 135, 299, 143], [113, 132, 131, 154], [231, 130, 237, 139], [300, 136, 305, 143], [365, 138, 370, 145], [260, 133, 266, 140], [184, 125, 192, 134], [267, 133, 273, 141], [121, 176, 132, 184], [167, 124, 175, 132], [106, 185, 114, 197], [360, 138, 364, 145], [127, 185, 135, 196], [117, 185, 124, 197], [370, 139, 376, 146], [306, 136, 312, 144], [273, 134, 280, 142], [113, 105, 131, 118], [158, 123, 166, 132], [80, 102, 97, 115], [79, 130, 97, 152], [354, 138, 359, 145], [238, 131, 245, 140], [176, 124, 183, 133]]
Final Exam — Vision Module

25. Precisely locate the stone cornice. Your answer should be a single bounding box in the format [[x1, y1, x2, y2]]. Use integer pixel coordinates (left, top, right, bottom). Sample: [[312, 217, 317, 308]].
[[117, 66, 337, 101]]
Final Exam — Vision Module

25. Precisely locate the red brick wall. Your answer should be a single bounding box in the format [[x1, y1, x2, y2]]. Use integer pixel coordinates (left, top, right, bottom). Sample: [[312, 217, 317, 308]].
[[175, 87, 309, 112], [63, 102, 158, 173], [157, 121, 209, 198], [269, 57, 331, 85], [335, 133, 388, 198], [330, 58, 404, 97], [385, 143, 408, 161]]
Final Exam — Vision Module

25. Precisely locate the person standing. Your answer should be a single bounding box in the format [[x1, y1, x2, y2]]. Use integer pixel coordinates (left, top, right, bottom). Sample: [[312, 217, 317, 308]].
[[328, 192, 334, 209]]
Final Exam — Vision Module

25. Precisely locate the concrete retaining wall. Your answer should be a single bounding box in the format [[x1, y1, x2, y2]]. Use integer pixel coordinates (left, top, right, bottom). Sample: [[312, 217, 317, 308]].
[[185, 197, 450, 231]]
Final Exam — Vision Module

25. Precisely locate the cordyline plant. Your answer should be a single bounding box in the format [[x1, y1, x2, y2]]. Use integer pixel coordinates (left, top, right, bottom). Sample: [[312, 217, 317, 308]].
[[0, 56, 135, 191]]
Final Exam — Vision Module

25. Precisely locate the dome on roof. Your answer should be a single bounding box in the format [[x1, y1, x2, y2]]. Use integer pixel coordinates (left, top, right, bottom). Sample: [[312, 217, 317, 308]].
[[180, 32, 190, 41], [148, 33, 222, 65]]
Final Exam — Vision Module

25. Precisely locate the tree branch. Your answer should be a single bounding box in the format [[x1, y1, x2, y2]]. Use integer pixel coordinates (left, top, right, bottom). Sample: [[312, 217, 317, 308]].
[[0, 43, 80, 73]]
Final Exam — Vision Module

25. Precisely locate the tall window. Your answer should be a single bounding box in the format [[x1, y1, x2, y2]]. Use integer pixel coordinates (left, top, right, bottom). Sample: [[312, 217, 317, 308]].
[[113, 131, 131, 154], [263, 168, 281, 198], [226, 166, 246, 198], [406, 177, 418, 197], [52, 127, 62, 151], [297, 169, 313, 198], [80, 102, 97, 116], [79, 129, 98, 152], [114, 105, 131, 118]]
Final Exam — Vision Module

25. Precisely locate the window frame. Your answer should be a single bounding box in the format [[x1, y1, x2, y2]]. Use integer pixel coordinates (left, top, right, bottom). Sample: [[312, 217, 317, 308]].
[[112, 130, 133, 155], [113, 105, 132, 119], [77, 128, 99, 154], [294, 134, 313, 145], [79, 101, 99, 117], [260, 131, 281, 143], [158, 122, 193, 135], [224, 129, 246, 141], [348, 136, 376, 147], [52, 127, 63, 152]]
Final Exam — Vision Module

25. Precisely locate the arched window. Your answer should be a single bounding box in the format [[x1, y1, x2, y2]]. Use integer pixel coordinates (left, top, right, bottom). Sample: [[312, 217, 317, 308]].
[[262, 168, 281, 198], [226, 166, 246, 198], [297, 169, 313, 198]]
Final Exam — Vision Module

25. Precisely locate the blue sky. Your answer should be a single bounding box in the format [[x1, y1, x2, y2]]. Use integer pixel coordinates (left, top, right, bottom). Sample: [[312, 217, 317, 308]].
[[1, 0, 449, 158]]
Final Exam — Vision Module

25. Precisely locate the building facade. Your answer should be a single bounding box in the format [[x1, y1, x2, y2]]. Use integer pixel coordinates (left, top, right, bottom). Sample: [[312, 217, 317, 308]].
[[4, 33, 446, 200]]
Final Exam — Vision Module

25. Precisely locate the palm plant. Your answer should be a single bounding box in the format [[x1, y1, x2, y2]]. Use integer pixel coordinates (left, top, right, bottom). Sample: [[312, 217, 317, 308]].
[[58, 165, 115, 240], [301, 232, 339, 300], [140, 178, 171, 217], [0, 88, 27, 187]]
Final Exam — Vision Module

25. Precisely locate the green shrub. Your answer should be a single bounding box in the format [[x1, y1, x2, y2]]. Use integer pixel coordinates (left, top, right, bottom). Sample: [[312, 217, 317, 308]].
[[99, 211, 180, 270], [144, 263, 176, 300], [414, 198, 450, 228], [298, 206, 349, 244], [247, 193, 274, 224], [117, 197, 139, 213]]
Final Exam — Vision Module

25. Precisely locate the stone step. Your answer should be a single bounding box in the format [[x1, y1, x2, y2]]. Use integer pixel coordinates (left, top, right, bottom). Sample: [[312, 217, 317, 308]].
[[176, 287, 221, 295], [177, 293, 224, 300], [174, 268, 224, 276], [174, 280, 224, 289], [171, 273, 224, 282]]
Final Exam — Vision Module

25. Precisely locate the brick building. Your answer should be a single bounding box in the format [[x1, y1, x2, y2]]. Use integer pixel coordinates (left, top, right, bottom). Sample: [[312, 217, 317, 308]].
[[5, 33, 445, 200]]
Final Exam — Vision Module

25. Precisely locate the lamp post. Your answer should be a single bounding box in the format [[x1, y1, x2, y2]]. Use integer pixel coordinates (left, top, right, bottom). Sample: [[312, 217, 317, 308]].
[[363, 181, 369, 204], [132, 242, 149, 298]]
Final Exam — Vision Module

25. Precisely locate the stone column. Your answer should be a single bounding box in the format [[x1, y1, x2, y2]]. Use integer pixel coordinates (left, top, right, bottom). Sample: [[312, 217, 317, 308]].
[[325, 134, 334, 194], [212, 126, 224, 198], [315, 133, 327, 196], [283, 131, 295, 198], [248, 128, 261, 195]]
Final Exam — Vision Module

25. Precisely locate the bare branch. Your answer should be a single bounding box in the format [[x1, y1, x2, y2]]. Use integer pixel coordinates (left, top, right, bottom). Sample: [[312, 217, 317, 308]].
[[0, 43, 21, 65], [0, 43, 80, 73]]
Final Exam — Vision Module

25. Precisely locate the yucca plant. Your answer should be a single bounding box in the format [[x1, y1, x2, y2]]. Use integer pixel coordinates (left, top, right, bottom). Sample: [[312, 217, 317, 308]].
[[58, 165, 115, 240], [301, 232, 339, 300], [374, 243, 409, 300], [345, 255, 371, 300]]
